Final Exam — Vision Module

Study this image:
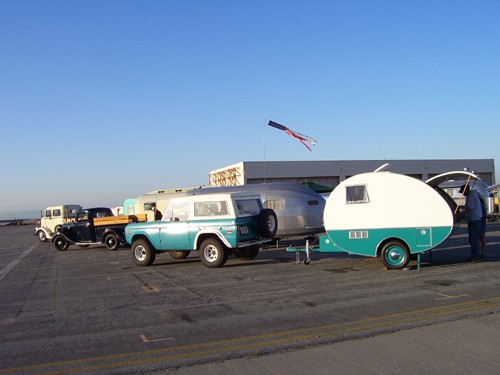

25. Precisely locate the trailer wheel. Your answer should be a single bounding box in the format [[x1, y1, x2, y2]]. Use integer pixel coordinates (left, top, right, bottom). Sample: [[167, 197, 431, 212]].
[[258, 209, 278, 238], [233, 245, 260, 260], [53, 235, 69, 251], [132, 240, 156, 266], [36, 230, 47, 242], [380, 240, 410, 269], [104, 233, 119, 250], [199, 238, 228, 268], [169, 250, 190, 260]]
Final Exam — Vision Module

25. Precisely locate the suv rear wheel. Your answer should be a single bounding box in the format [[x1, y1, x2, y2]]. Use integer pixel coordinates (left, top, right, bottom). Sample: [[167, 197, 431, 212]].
[[199, 238, 228, 268], [233, 245, 260, 260]]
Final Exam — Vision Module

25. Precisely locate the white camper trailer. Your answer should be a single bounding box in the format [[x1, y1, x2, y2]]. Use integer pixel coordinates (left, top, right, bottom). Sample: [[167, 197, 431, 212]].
[[291, 166, 480, 269], [132, 188, 195, 221]]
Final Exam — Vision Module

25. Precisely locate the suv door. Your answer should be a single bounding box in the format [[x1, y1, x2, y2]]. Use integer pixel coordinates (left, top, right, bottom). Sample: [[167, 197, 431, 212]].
[[159, 199, 192, 250]]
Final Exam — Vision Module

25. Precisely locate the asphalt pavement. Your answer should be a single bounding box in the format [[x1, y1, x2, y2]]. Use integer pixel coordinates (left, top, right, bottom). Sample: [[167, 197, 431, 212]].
[[0, 223, 499, 374], [167, 311, 500, 375]]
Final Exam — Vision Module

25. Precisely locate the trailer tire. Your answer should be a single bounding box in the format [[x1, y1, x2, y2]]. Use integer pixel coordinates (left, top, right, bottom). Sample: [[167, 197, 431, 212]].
[[169, 251, 190, 260], [258, 209, 278, 238], [233, 245, 260, 260], [380, 240, 410, 269], [104, 233, 120, 250], [53, 235, 69, 251], [199, 238, 228, 268], [132, 239, 156, 266], [36, 230, 47, 242]]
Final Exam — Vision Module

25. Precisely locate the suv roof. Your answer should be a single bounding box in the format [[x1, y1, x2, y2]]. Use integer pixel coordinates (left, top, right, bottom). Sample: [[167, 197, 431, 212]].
[[177, 191, 261, 200]]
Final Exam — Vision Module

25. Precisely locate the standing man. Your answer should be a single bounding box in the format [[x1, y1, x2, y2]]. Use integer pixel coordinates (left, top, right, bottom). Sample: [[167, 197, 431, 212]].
[[479, 195, 487, 258], [151, 203, 163, 221], [460, 184, 482, 262]]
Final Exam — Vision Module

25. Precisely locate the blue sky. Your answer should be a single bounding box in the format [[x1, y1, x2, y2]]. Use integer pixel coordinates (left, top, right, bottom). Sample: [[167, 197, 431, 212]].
[[1, 0, 499, 219]]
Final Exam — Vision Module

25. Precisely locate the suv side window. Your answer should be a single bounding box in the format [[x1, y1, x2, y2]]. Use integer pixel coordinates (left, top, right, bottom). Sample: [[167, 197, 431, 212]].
[[235, 199, 262, 216], [166, 200, 189, 222], [194, 200, 229, 217]]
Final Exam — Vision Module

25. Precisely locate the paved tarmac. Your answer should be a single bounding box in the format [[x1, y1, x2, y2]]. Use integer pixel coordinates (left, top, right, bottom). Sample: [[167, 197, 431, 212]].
[[167, 312, 500, 374], [0, 223, 499, 374]]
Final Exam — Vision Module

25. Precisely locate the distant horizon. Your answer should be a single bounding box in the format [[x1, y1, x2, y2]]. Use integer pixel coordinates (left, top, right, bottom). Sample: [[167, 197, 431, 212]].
[[1, 156, 495, 221], [0, 209, 41, 221]]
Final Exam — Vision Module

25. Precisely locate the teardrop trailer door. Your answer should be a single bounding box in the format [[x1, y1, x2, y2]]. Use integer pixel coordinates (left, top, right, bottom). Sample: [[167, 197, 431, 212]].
[[425, 170, 483, 222]]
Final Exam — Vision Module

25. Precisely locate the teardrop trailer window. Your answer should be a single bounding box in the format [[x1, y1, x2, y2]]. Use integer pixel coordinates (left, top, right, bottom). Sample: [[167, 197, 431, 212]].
[[346, 185, 369, 204]]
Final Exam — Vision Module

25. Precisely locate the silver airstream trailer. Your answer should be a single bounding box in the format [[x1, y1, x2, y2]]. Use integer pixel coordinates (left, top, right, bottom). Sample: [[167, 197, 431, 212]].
[[187, 183, 325, 238]]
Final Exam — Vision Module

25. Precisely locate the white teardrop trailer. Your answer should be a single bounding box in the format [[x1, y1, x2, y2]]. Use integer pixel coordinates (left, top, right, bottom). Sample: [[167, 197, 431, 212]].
[[289, 164, 480, 269]]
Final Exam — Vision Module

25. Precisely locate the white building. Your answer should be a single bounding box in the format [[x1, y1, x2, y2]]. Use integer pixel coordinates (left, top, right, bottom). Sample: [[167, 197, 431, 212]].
[[210, 159, 495, 188]]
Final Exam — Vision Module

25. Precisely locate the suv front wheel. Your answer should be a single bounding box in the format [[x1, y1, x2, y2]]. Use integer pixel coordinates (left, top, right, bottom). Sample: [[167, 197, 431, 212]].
[[132, 239, 156, 266]]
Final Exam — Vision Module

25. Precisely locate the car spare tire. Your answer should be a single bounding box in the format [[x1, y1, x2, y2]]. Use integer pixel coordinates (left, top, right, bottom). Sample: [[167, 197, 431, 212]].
[[257, 209, 278, 238]]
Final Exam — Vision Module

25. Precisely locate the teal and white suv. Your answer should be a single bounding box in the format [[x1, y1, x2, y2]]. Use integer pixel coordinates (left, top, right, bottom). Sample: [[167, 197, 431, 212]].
[[125, 192, 277, 268]]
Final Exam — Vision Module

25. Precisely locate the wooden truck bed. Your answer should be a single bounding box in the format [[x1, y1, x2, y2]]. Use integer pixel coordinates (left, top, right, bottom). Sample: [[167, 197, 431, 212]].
[[93, 214, 147, 227]]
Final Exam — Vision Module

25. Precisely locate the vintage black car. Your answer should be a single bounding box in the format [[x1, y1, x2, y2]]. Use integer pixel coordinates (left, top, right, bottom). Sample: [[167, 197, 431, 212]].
[[52, 207, 128, 251]]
